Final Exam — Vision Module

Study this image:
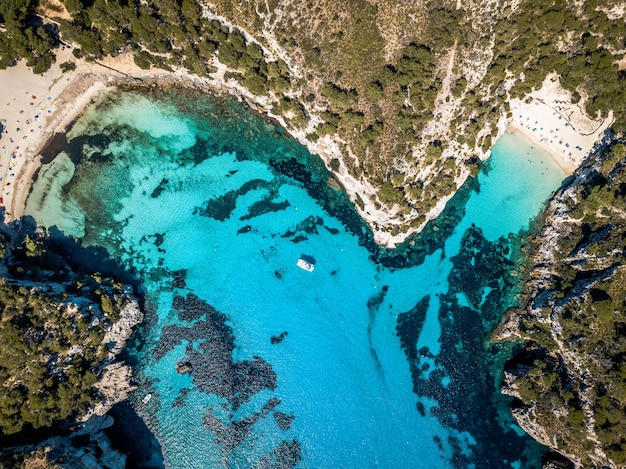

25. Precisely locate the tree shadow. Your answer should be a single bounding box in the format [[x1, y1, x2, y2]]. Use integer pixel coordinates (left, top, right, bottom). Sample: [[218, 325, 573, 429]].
[[1, 211, 143, 298]]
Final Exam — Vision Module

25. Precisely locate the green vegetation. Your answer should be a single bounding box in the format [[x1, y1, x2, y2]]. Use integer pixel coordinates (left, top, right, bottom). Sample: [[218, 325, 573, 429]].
[[488, 1, 626, 132], [2, 0, 625, 227], [2, 1, 626, 463], [0, 223, 135, 441], [0, 0, 56, 72], [0, 284, 100, 435], [504, 141, 626, 467]]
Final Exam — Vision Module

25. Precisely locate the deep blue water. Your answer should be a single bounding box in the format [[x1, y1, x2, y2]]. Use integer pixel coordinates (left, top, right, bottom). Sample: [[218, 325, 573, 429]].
[[25, 88, 565, 468]]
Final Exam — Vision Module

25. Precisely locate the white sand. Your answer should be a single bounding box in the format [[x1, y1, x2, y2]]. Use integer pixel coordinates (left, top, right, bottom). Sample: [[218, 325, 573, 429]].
[[508, 74, 613, 174], [0, 48, 106, 219], [0, 50, 182, 221]]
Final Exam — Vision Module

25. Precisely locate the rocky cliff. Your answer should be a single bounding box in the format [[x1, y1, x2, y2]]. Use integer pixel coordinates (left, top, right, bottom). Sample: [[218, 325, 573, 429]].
[[0, 216, 143, 468], [496, 140, 626, 468]]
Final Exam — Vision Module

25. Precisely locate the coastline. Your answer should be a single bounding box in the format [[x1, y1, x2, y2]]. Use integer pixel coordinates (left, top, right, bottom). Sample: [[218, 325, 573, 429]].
[[506, 75, 613, 176], [0, 51, 296, 224], [0, 48, 108, 221], [506, 125, 575, 174], [0, 58, 615, 246]]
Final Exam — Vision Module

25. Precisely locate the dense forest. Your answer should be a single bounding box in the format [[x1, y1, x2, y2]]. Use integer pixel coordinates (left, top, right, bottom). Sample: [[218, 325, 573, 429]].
[[2, 0, 626, 466]]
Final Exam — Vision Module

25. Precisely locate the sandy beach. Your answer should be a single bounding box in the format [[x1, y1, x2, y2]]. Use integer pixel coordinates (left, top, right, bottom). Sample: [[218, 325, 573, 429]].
[[507, 74, 613, 174], [0, 47, 108, 221], [0, 56, 616, 241], [0, 50, 282, 223]]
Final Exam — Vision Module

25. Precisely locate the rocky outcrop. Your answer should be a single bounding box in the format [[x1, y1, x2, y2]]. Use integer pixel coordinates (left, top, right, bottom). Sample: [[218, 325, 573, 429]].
[[0, 218, 145, 467], [1, 417, 126, 469], [91, 363, 138, 418], [495, 140, 626, 468]]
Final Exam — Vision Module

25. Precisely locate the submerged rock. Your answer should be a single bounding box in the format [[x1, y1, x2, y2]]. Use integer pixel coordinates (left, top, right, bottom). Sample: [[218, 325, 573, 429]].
[[176, 361, 193, 374], [271, 331, 288, 344]]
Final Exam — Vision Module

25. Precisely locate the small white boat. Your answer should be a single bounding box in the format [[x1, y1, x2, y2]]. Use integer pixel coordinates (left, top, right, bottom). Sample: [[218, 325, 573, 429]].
[[142, 393, 152, 404], [296, 257, 315, 272]]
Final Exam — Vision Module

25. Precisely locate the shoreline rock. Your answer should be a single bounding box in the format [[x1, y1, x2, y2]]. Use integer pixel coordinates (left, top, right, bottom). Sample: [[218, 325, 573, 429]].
[[496, 138, 626, 468], [0, 218, 150, 467]]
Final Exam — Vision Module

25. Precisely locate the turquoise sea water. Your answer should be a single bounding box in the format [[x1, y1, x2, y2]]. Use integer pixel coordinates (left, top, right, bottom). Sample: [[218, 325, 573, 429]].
[[25, 89, 565, 468]]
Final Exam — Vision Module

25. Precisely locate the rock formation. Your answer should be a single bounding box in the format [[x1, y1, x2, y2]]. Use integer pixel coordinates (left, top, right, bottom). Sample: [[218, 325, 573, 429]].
[[496, 140, 626, 468]]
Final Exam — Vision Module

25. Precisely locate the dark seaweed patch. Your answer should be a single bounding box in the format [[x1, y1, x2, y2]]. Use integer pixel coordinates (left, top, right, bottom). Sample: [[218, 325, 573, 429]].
[[172, 269, 187, 289], [203, 397, 296, 464], [273, 440, 302, 468], [271, 331, 288, 344], [153, 293, 296, 464], [397, 225, 542, 467], [148, 233, 165, 247], [240, 198, 290, 221], [150, 178, 169, 198], [40, 133, 68, 164], [273, 411, 295, 431], [195, 179, 271, 221], [281, 215, 324, 241], [63, 132, 113, 165], [172, 293, 212, 322], [189, 138, 213, 166], [195, 191, 238, 221], [203, 407, 260, 453], [262, 397, 281, 415], [155, 293, 276, 410], [255, 440, 302, 469], [367, 286, 389, 369], [396, 295, 429, 369]]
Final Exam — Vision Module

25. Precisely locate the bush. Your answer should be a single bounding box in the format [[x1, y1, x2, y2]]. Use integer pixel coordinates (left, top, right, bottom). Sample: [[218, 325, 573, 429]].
[[60, 61, 77, 72]]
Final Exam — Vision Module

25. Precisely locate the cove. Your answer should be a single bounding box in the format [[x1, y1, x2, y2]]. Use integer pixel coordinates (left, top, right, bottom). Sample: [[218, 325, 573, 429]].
[[24, 88, 565, 468]]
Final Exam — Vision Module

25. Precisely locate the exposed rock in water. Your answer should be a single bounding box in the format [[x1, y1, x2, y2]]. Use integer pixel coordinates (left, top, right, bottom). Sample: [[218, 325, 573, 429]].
[[238, 224, 253, 234]]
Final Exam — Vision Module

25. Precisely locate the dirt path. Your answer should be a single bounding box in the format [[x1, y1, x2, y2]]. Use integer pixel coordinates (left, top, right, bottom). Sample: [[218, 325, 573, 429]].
[[439, 38, 458, 101]]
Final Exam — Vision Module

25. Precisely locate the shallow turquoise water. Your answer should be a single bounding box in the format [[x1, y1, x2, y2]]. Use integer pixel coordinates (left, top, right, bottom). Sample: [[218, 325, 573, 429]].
[[25, 89, 564, 468]]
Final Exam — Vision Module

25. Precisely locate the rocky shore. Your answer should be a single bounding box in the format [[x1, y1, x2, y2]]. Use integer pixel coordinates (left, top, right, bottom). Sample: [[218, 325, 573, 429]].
[[495, 137, 626, 468], [0, 217, 148, 468]]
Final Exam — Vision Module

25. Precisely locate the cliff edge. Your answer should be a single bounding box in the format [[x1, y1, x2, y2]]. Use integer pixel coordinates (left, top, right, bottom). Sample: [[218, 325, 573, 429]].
[[496, 140, 626, 468], [0, 216, 143, 468]]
